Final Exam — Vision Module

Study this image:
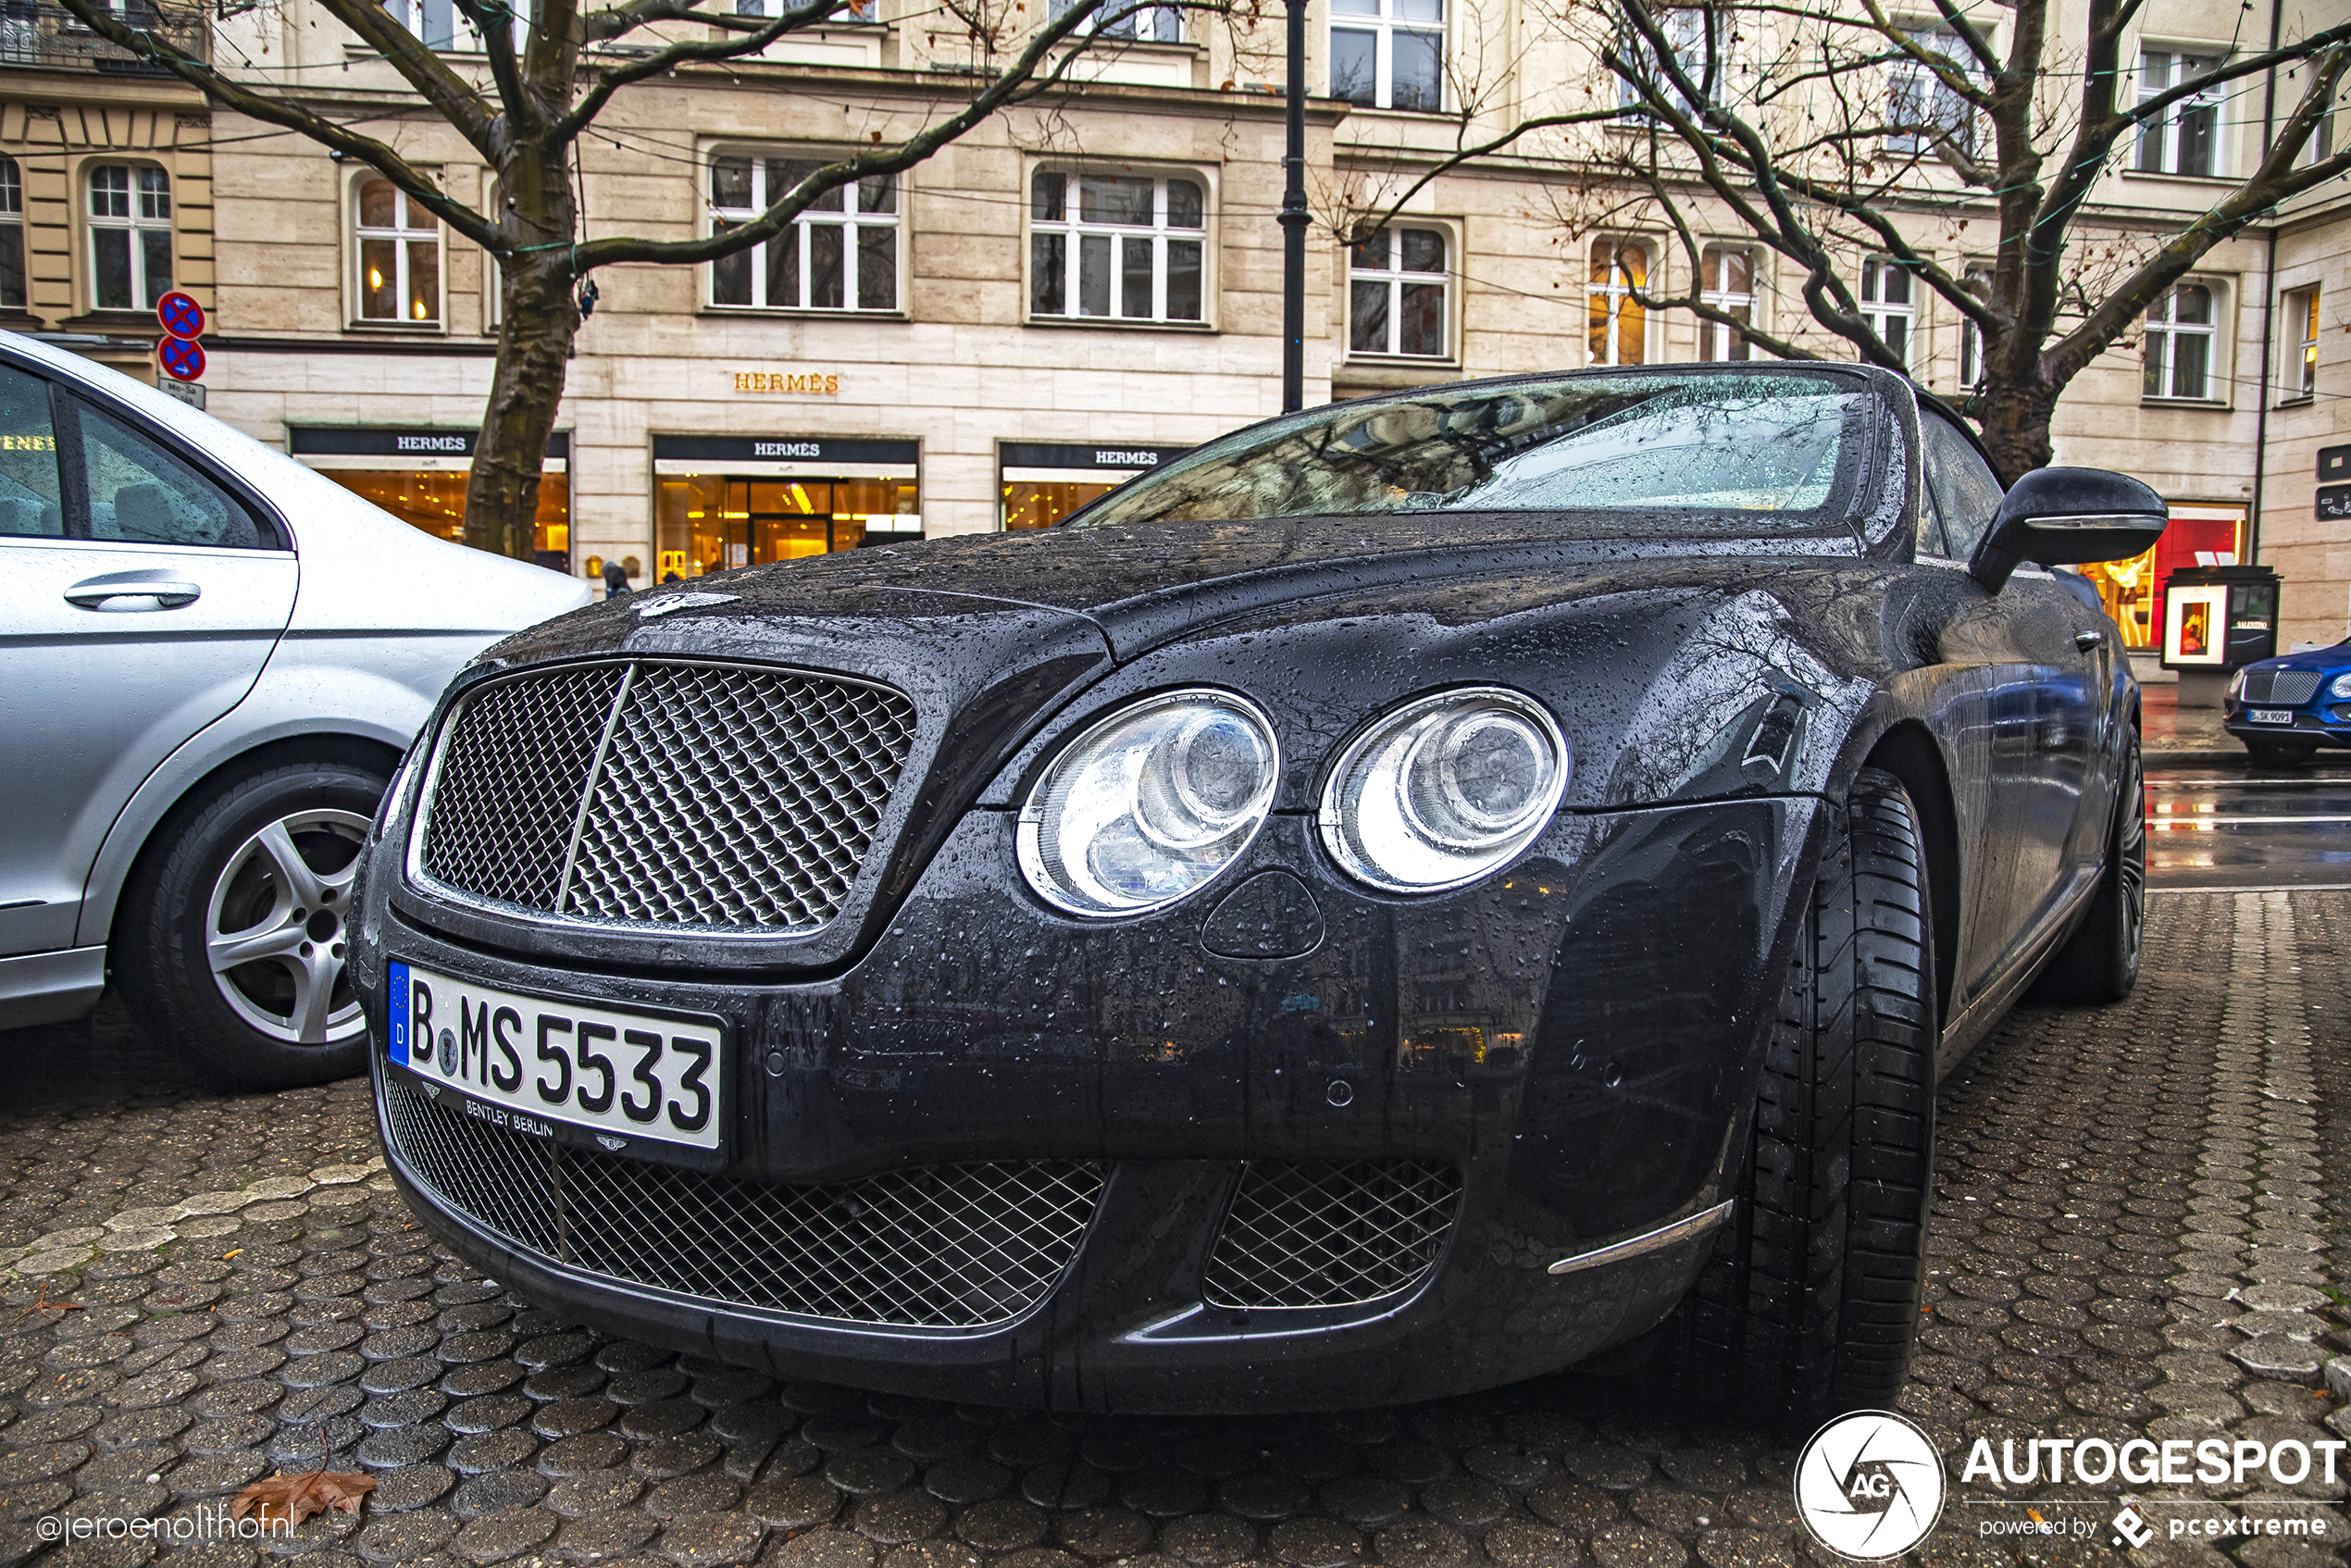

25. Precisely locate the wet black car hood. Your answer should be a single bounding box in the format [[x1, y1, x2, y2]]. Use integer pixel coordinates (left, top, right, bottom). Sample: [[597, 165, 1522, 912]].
[[484, 507, 1883, 673]]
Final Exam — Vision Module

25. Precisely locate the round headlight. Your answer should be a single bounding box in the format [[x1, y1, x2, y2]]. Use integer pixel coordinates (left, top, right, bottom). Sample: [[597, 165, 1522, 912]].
[[1320, 689, 1569, 893], [2228, 667, 2247, 702], [2329, 672, 2351, 700], [1018, 691, 1279, 916]]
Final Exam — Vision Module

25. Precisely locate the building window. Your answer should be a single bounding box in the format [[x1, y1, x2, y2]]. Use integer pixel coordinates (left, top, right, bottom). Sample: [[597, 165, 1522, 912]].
[[1058, 0, 1177, 40], [2282, 284, 2319, 401], [1330, 0, 1443, 113], [1888, 28, 1977, 157], [737, 0, 876, 16], [1698, 244, 1751, 360], [1030, 171, 1204, 323], [384, 0, 455, 49], [2143, 282, 2216, 400], [355, 178, 441, 324], [2134, 49, 2221, 177], [1618, 6, 1716, 118], [89, 164, 171, 312], [709, 156, 898, 312], [0, 158, 22, 311], [1587, 241, 1648, 367], [1859, 257, 1912, 368], [1957, 263, 1992, 390], [1348, 227, 1447, 358]]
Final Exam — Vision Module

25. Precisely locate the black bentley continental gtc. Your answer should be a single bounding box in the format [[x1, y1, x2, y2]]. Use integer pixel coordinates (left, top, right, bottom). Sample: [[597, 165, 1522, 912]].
[[353, 366, 2160, 1425]]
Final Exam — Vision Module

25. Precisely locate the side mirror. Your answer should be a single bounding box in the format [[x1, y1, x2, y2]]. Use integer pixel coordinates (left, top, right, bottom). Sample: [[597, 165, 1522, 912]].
[[1968, 467, 2168, 592]]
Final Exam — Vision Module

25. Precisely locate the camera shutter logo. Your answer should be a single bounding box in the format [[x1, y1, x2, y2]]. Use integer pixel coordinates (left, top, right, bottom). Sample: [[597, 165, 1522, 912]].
[[1792, 1410, 1947, 1560]]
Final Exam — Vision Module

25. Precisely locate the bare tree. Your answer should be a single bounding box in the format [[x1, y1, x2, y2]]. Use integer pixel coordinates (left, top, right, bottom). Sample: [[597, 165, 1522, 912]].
[[61, 0, 1219, 557], [1347, 0, 2350, 483]]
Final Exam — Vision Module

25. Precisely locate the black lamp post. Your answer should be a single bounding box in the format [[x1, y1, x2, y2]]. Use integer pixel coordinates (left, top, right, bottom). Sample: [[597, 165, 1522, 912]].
[[1279, 0, 1308, 414]]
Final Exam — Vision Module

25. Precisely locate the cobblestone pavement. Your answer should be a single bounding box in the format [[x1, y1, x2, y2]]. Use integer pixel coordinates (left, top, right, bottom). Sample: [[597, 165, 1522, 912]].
[[2, 892, 2345, 1568]]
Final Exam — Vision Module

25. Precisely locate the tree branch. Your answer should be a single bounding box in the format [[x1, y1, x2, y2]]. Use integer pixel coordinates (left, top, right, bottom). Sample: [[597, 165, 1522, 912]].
[[554, 0, 887, 143], [576, 0, 1125, 268], [50, 0, 502, 247]]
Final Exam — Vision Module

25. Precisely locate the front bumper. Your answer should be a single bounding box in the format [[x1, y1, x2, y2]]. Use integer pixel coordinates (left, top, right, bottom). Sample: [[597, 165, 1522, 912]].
[[356, 796, 1823, 1412], [2224, 705, 2351, 747]]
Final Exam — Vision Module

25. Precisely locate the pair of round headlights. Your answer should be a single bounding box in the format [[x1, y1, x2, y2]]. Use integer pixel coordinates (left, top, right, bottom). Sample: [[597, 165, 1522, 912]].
[[1015, 687, 1570, 917]]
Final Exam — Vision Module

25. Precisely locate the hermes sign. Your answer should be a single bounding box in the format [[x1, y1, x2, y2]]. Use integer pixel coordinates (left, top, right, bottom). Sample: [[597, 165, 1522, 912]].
[[734, 370, 840, 395]]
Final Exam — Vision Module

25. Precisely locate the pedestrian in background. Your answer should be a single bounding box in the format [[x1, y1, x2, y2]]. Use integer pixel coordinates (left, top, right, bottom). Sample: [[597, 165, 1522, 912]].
[[603, 560, 630, 599]]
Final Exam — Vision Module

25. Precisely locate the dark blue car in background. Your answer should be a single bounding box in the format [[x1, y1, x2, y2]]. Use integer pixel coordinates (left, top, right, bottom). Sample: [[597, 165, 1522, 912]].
[[2226, 644, 2351, 765]]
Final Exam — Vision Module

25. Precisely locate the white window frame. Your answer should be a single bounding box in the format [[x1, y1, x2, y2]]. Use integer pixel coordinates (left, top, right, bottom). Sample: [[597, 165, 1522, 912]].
[[1027, 168, 1211, 326], [1886, 26, 1981, 159], [1698, 243, 1754, 361], [1328, 0, 1446, 114], [1346, 224, 1452, 360], [1957, 262, 1992, 391], [2133, 46, 2225, 178], [704, 151, 902, 314], [352, 173, 444, 327], [86, 162, 171, 314], [1619, 6, 1720, 120], [2142, 280, 2221, 402], [384, 0, 455, 49], [1586, 238, 1651, 367], [736, 0, 877, 17], [1859, 256, 1914, 370], [2280, 282, 2319, 402], [0, 156, 22, 312], [1055, 0, 1178, 42]]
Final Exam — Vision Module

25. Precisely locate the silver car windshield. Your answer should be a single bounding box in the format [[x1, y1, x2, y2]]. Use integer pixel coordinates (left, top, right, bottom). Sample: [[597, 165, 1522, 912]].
[[1071, 371, 1871, 533]]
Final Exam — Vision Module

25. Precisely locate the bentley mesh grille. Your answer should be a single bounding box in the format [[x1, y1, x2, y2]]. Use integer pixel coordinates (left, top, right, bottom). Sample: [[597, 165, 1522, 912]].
[[2244, 669, 2322, 706], [380, 1076, 1101, 1329], [1201, 1160, 1462, 1310], [414, 660, 918, 932]]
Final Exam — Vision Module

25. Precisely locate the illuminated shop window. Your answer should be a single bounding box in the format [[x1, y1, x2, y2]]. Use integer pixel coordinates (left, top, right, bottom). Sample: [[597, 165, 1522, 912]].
[[655, 476, 917, 575]]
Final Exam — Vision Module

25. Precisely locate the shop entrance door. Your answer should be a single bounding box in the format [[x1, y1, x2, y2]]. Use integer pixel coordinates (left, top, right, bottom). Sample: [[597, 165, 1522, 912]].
[[749, 512, 835, 562]]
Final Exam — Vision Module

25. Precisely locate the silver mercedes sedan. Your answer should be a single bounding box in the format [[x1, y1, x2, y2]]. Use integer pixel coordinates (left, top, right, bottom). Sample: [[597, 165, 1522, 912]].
[[0, 331, 587, 1085]]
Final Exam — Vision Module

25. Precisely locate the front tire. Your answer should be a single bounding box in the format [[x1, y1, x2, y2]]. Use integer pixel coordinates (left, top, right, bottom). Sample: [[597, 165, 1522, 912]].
[[2031, 728, 2145, 1004], [115, 756, 389, 1088], [1662, 765, 1937, 1431]]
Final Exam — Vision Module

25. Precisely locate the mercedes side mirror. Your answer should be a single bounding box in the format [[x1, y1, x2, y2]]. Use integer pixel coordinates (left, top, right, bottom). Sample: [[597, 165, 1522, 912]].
[[1969, 467, 2169, 592]]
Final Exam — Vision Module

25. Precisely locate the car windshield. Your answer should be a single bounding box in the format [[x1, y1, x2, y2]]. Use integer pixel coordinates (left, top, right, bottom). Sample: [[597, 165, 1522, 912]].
[[1070, 370, 1872, 534]]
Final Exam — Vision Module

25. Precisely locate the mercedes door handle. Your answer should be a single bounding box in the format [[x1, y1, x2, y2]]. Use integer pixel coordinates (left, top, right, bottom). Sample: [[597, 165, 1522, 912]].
[[65, 573, 202, 611], [2074, 629, 2102, 651]]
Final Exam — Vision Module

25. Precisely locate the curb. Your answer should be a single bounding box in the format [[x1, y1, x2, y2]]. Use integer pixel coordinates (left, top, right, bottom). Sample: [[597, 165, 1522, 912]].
[[2144, 746, 2248, 766]]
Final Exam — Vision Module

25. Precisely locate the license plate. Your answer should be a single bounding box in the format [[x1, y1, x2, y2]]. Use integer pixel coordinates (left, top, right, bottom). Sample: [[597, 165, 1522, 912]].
[[386, 960, 722, 1151], [2247, 709, 2295, 725]]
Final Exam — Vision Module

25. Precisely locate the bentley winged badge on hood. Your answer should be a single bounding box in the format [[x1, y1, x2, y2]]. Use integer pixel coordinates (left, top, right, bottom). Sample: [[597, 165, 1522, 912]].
[[352, 365, 2164, 1425]]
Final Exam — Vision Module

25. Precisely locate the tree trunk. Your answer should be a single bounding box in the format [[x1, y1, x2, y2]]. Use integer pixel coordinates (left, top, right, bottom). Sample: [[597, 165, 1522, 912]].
[[464, 252, 577, 561], [1971, 370, 2059, 488]]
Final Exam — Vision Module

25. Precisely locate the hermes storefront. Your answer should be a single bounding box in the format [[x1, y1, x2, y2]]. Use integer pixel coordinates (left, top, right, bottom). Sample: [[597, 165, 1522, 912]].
[[651, 434, 922, 580], [288, 425, 570, 572]]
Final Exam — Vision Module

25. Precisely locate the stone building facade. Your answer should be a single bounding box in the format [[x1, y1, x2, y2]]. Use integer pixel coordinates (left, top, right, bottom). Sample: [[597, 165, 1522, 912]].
[[1, 0, 2344, 647]]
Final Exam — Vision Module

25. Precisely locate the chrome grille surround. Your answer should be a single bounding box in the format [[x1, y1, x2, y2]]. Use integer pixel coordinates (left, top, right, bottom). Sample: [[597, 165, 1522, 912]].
[[409, 659, 918, 934], [2245, 668, 2322, 707], [1201, 1159, 1463, 1310], [379, 1075, 1103, 1330]]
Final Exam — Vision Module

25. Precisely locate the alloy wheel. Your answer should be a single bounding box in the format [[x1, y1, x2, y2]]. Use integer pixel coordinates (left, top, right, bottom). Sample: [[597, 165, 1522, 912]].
[[204, 808, 371, 1046]]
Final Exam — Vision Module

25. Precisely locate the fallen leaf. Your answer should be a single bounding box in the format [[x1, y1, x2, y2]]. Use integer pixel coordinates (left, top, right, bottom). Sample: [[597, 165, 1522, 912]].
[[230, 1468, 377, 1529]]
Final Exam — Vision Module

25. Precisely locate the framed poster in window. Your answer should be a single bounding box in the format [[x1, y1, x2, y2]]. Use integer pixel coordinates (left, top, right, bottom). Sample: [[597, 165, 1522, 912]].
[[2164, 583, 2226, 666]]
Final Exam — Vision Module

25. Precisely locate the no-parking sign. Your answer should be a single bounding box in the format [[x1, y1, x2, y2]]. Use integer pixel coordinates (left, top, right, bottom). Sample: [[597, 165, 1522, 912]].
[[155, 290, 205, 340], [157, 336, 205, 382]]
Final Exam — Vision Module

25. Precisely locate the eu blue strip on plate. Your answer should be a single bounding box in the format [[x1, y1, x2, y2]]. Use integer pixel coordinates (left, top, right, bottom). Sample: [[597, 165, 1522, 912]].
[[387, 960, 410, 1065]]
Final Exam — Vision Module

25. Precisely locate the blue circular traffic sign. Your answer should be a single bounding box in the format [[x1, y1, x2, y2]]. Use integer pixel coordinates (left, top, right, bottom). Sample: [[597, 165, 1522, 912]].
[[157, 337, 205, 382], [155, 291, 205, 339]]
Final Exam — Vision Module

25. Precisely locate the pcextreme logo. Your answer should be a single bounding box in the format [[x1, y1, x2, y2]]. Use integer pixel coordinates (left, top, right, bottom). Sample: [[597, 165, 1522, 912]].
[[1793, 1411, 1949, 1561]]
